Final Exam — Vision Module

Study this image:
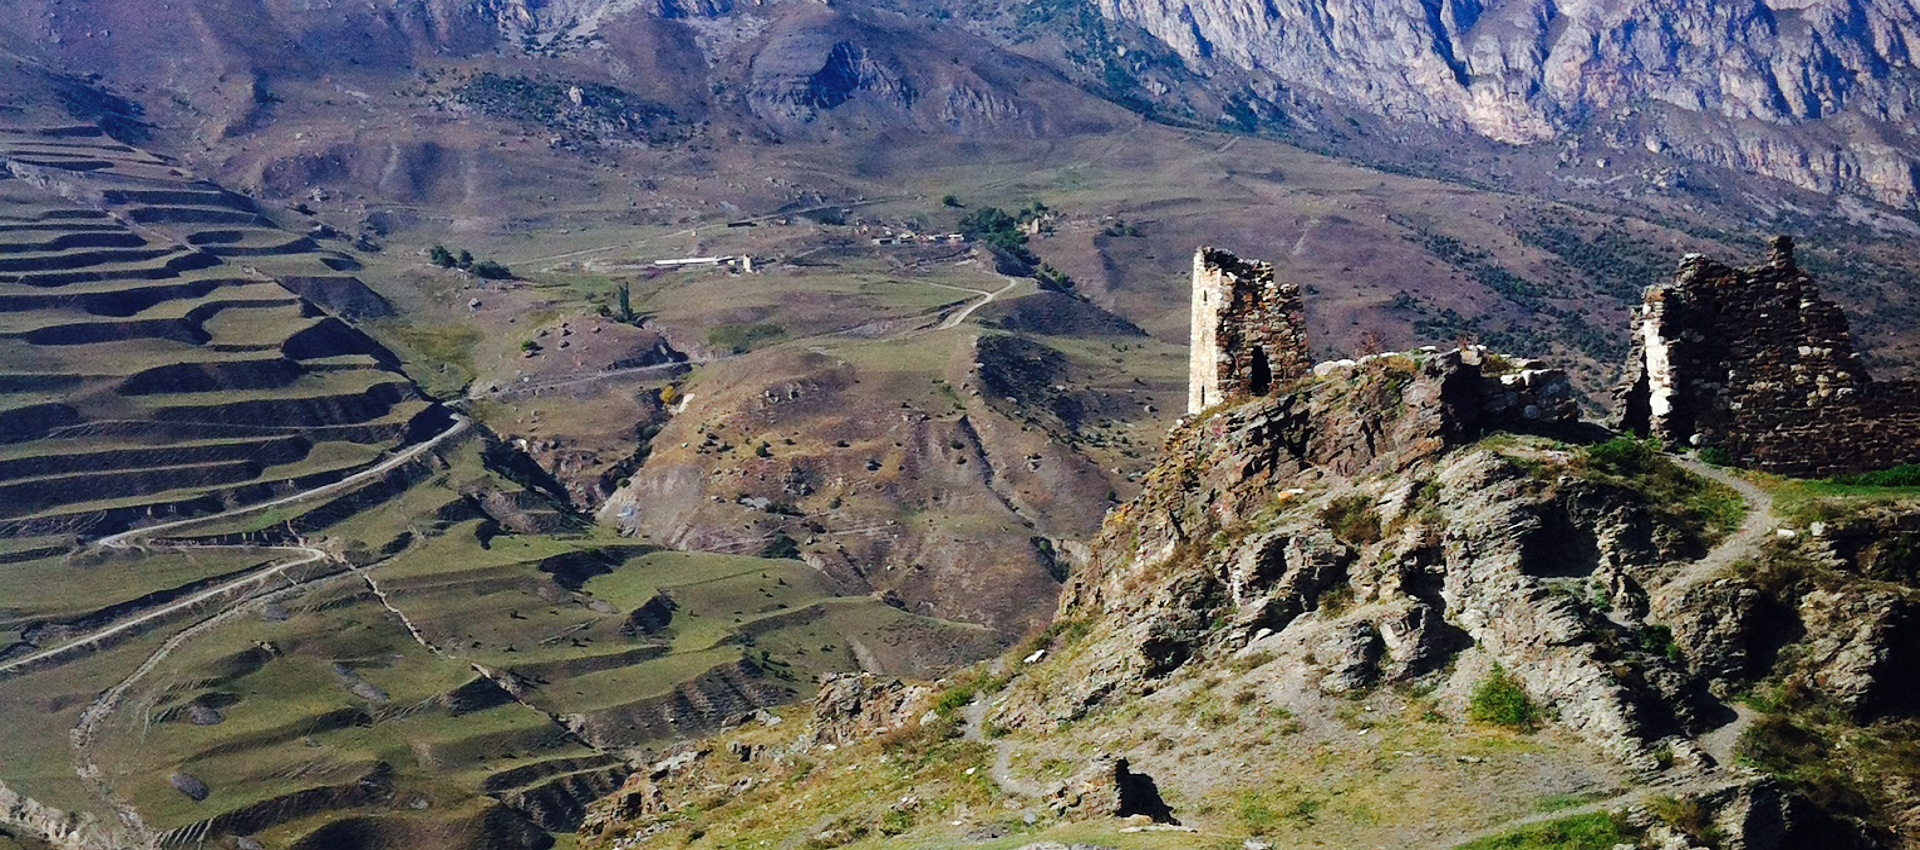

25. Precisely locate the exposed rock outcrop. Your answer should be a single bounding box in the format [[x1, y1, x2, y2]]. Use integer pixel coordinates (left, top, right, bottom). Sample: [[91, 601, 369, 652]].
[[810, 673, 934, 746]]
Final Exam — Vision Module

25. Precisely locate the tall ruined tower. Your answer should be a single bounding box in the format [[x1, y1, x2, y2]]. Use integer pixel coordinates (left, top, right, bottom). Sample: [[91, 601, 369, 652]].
[[1188, 247, 1310, 414]]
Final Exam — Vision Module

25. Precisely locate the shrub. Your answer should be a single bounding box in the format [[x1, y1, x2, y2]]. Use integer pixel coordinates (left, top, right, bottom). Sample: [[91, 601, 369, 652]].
[[1470, 666, 1539, 729], [471, 259, 513, 279], [428, 244, 456, 268], [1320, 494, 1382, 545], [1638, 624, 1682, 663], [1584, 437, 1656, 477]]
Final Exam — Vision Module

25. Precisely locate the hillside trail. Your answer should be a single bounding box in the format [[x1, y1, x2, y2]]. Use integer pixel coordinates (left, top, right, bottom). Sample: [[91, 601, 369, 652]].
[[931, 277, 1020, 331], [959, 699, 1050, 799], [1425, 773, 1750, 850], [1429, 453, 1775, 848], [1663, 455, 1777, 596]]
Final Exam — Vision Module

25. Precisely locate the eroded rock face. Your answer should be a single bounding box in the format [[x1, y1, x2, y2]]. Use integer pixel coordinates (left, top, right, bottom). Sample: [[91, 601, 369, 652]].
[[810, 673, 934, 746], [1024, 349, 1732, 765], [1095, 0, 1920, 208]]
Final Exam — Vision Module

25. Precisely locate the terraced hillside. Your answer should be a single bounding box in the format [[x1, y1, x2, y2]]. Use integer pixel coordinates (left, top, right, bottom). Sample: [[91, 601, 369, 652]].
[[0, 429, 996, 850], [0, 120, 449, 539], [0, 107, 1001, 848]]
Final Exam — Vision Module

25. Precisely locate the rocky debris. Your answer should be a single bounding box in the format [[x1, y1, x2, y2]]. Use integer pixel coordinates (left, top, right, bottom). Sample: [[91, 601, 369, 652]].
[[1617, 237, 1920, 477], [169, 773, 211, 802], [577, 748, 716, 840], [1047, 756, 1176, 824], [185, 702, 226, 726], [810, 673, 933, 746], [0, 779, 111, 849]]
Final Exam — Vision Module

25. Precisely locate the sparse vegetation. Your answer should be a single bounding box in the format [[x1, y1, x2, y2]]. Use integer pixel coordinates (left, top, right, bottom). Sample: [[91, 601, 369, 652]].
[[455, 71, 685, 145], [708, 322, 787, 354], [1578, 438, 1747, 541]]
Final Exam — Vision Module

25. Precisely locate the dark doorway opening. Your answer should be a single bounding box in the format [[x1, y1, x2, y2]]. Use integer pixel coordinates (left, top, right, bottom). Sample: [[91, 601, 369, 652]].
[[1250, 346, 1272, 396]]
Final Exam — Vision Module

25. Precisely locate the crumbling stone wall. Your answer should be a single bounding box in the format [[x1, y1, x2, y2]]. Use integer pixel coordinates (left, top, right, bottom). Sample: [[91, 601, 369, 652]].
[[1188, 247, 1310, 414], [1615, 236, 1920, 477]]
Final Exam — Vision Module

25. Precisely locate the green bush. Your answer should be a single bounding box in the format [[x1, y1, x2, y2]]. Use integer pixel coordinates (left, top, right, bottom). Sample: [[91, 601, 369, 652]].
[[708, 322, 786, 354], [1470, 666, 1539, 729], [1638, 624, 1683, 663], [1584, 437, 1657, 477]]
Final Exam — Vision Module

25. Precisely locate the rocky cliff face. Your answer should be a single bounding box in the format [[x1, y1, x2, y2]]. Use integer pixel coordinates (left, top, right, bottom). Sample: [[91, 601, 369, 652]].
[[1094, 0, 1920, 208]]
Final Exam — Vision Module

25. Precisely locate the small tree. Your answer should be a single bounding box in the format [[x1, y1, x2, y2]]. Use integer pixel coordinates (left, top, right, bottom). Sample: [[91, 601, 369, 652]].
[[472, 260, 513, 280], [457, 249, 474, 270], [428, 245, 455, 268], [1036, 264, 1075, 293], [941, 194, 963, 208], [616, 282, 634, 322]]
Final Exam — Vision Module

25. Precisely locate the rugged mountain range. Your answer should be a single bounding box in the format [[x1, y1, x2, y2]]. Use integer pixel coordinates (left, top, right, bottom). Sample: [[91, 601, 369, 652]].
[[1084, 0, 1920, 209], [16, 0, 1920, 212]]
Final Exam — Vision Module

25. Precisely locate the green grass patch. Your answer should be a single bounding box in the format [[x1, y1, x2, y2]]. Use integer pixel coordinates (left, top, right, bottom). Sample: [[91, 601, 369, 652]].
[[708, 322, 786, 354], [1576, 439, 1746, 542], [1456, 812, 1635, 850], [380, 320, 481, 396]]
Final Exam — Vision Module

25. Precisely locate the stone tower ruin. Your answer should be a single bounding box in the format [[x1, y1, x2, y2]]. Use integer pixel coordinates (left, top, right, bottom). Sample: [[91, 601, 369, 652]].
[[1188, 247, 1309, 414], [1615, 236, 1920, 477]]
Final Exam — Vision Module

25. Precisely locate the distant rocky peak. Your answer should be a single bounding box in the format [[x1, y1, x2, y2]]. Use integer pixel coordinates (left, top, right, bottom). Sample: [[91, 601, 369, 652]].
[[1092, 0, 1920, 208]]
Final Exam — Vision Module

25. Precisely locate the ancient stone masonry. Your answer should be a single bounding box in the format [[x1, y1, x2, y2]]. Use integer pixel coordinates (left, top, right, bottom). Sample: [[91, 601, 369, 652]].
[[1187, 247, 1310, 414], [1615, 236, 1920, 477]]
